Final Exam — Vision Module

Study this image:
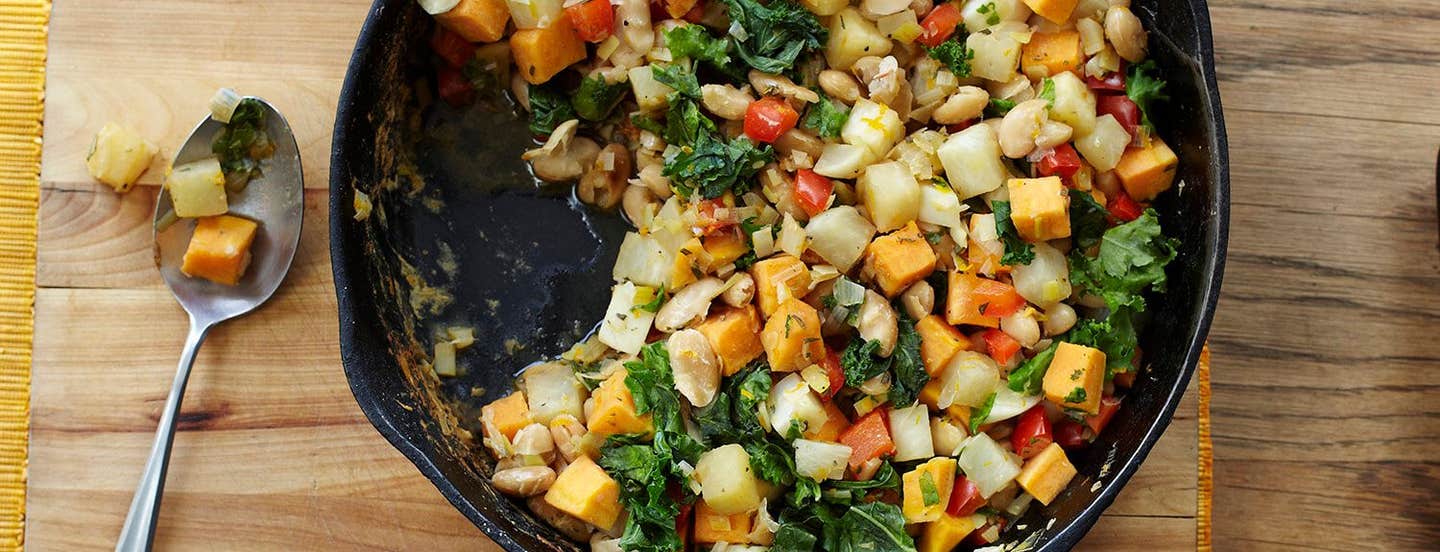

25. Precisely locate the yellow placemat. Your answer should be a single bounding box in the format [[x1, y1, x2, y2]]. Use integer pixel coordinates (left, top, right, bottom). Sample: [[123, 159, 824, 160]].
[[1197, 345, 1213, 550], [0, 1, 49, 549]]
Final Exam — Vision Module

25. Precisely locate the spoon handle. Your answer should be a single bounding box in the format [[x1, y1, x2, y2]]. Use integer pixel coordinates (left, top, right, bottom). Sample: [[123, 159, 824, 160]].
[[115, 317, 212, 552]]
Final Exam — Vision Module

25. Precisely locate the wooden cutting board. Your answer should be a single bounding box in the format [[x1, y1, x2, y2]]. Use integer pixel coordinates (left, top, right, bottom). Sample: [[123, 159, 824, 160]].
[[29, 1, 1203, 549]]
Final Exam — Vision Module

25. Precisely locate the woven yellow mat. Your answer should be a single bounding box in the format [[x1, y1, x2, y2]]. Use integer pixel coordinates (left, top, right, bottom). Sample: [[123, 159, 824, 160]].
[[1197, 345, 1214, 550], [0, 1, 48, 549]]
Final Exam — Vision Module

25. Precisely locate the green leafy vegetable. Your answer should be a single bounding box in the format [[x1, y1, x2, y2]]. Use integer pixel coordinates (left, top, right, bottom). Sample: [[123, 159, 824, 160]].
[[1069, 190, 1111, 249], [773, 524, 819, 552], [840, 338, 886, 388], [721, 0, 827, 74], [1038, 77, 1056, 106], [664, 24, 732, 67], [1126, 60, 1169, 131], [886, 309, 927, 407], [664, 132, 774, 198], [985, 97, 1016, 117], [652, 63, 702, 99], [926, 36, 974, 78], [570, 76, 628, 121], [1066, 314, 1139, 376], [991, 200, 1035, 266], [1068, 209, 1178, 313], [526, 83, 577, 137], [630, 113, 666, 135], [920, 471, 940, 506], [834, 502, 917, 552], [212, 98, 271, 190], [801, 94, 850, 139], [1007, 341, 1059, 395], [636, 286, 666, 313], [969, 391, 997, 433]]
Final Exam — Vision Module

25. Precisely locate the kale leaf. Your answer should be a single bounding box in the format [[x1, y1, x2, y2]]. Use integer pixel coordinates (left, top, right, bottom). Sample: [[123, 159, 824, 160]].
[[663, 131, 773, 198], [926, 36, 974, 78], [1007, 341, 1058, 395], [526, 83, 577, 137], [840, 338, 886, 388], [886, 309, 927, 408], [652, 63, 702, 100], [1069, 190, 1111, 249], [1069, 208, 1178, 313], [834, 502, 917, 552], [800, 93, 850, 139], [571, 75, 628, 121], [991, 200, 1036, 266], [1126, 60, 1169, 131], [664, 24, 732, 67], [985, 97, 1016, 117], [772, 524, 819, 552], [212, 98, 270, 189], [721, 0, 827, 74]]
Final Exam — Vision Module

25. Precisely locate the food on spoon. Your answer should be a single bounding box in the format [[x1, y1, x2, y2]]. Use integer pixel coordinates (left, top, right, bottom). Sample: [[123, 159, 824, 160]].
[[165, 158, 228, 218], [85, 122, 158, 193], [179, 214, 258, 286]]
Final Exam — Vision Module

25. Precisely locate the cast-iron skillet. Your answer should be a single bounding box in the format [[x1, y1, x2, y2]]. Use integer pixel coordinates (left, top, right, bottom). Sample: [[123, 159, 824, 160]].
[[329, 0, 1228, 549]]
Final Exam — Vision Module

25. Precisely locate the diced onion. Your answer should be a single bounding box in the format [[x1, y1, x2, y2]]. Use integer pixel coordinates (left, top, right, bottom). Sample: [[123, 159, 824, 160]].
[[751, 226, 776, 259], [794, 440, 853, 481], [804, 206, 876, 272], [888, 404, 936, 462], [433, 340, 457, 377], [209, 88, 242, 123], [832, 277, 866, 307], [446, 326, 476, 349], [778, 213, 808, 258], [938, 351, 1001, 409], [956, 433, 1022, 498]]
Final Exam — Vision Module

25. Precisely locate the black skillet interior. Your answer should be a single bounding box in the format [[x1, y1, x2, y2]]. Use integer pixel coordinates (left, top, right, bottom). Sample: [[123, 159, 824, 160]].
[[329, 0, 1227, 549]]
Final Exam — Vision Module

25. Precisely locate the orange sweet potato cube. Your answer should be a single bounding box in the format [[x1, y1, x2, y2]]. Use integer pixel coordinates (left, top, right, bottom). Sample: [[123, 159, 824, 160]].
[[920, 379, 971, 424], [693, 501, 755, 544], [806, 401, 851, 442], [750, 255, 812, 318], [1022, 31, 1084, 78], [436, 0, 511, 43], [1022, 0, 1079, 24], [702, 230, 749, 271], [761, 298, 824, 372], [544, 455, 623, 529], [511, 18, 586, 85], [180, 215, 259, 286], [587, 368, 654, 438], [696, 305, 766, 376], [482, 391, 533, 439], [915, 315, 971, 376], [944, 272, 1001, 329], [865, 222, 938, 297], [1114, 138, 1179, 201], [1042, 342, 1106, 414]]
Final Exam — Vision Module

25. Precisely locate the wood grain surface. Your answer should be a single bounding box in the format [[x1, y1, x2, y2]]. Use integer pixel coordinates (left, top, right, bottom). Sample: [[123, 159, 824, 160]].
[[30, 0, 1440, 549]]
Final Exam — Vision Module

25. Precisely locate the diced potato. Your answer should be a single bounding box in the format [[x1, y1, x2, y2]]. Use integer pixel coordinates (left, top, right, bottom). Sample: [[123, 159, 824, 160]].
[[587, 368, 654, 438], [1022, 0, 1079, 24], [902, 457, 957, 523], [696, 444, 763, 515], [1014, 442, 1077, 505], [937, 124, 1008, 200], [692, 306, 762, 376], [1022, 30, 1083, 79], [1114, 137, 1179, 201], [794, 439, 853, 481], [843, 100, 906, 159], [703, 231, 750, 271], [750, 255, 812, 318], [864, 222, 937, 297], [511, 18, 586, 85], [166, 158, 228, 218], [598, 281, 657, 355], [524, 361, 589, 424], [505, 0, 563, 30], [482, 391, 533, 440], [889, 404, 936, 462], [629, 65, 675, 112], [825, 8, 892, 71], [86, 122, 157, 192], [966, 30, 1021, 82], [960, 0, 1030, 33], [857, 161, 922, 232], [694, 501, 756, 544], [544, 455, 623, 529], [180, 215, 258, 286], [813, 143, 877, 179], [1006, 176, 1071, 242], [804, 206, 877, 272], [761, 298, 825, 372], [771, 372, 830, 436], [1043, 342, 1105, 414], [1048, 71, 1096, 135], [918, 181, 964, 229], [436, 0, 511, 42], [919, 512, 985, 552], [801, 0, 849, 15], [613, 232, 670, 288], [916, 315, 971, 376], [945, 272, 1001, 328], [1075, 114, 1130, 172]]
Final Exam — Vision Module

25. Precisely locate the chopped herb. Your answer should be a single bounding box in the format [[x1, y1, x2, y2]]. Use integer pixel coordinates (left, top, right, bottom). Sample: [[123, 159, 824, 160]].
[[800, 93, 850, 139], [920, 471, 940, 506], [212, 99, 271, 191], [1038, 77, 1056, 107], [720, 0, 827, 74], [571, 76, 628, 121], [991, 200, 1036, 265], [526, 83, 577, 137], [1126, 60, 1169, 131], [977, 2, 1001, 25], [985, 97, 1016, 117], [636, 286, 666, 313], [969, 392, 997, 433], [1064, 387, 1088, 404], [926, 36, 974, 78]]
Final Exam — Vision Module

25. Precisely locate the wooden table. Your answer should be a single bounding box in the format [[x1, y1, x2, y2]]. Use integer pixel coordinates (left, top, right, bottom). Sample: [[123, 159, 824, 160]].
[[28, 0, 1437, 550]]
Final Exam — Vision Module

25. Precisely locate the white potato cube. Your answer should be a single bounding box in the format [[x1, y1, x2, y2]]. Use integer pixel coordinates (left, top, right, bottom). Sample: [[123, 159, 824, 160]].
[[961, 0, 1032, 32], [696, 444, 763, 515], [598, 281, 658, 355], [802, 0, 850, 15], [813, 143, 877, 179], [523, 362, 589, 424], [613, 232, 670, 288], [506, 0, 563, 30], [918, 181, 964, 228], [628, 66, 674, 113], [889, 404, 936, 462], [1048, 71, 1097, 136], [795, 439, 853, 481], [842, 99, 906, 158], [937, 124, 1008, 200], [804, 206, 876, 272], [858, 161, 922, 232], [86, 122, 158, 192], [966, 31, 1021, 82], [826, 8, 892, 71], [769, 373, 829, 436], [1074, 114, 1130, 172], [166, 158, 228, 218]]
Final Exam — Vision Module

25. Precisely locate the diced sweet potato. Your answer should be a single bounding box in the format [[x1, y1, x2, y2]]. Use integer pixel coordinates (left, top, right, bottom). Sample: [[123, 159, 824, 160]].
[[865, 222, 938, 297], [1015, 442, 1077, 505], [902, 457, 957, 523], [1007, 177, 1071, 242], [750, 255, 812, 318], [919, 512, 982, 552], [916, 315, 971, 376], [180, 215, 258, 286], [1022, 0, 1079, 24], [1114, 138, 1179, 201], [761, 299, 824, 372], [702, 230, 749, 271], [944, 272, 1001, 329], [587, 368, 654, 438], [544, 455, 623, 529], [511, 18, 586, 84], [806, 401, 851, 442], [1022, 31, 1084, 78], [693, 501, 755, 544], [436, 0, 511, 43], [919, 380, 971, 426], [671, 237, 704, 290], [1042, 342, 1106, 414], [696, 305, 765, 376], [86, 122, 157, 192], [482, 390, 532, 440]]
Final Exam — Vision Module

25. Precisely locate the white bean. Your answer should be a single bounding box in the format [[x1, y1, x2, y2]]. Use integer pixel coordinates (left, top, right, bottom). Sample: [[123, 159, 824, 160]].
[[997, 99, 1049, 159], [818, 69, 863, 104], [549, 415, 588, 463], [622, 184, 657, 227], [933, 86, 989, 124], [701, 84, 755, 120], [1043, 303, 1078, 336], [667, 329, 722, 407], [1000, 311, 1041, 349], [1035, 121, 1075, 150], [900, 281, 935, 320], [750, 70, 819, 104], [721, 273, 756, 307], [492, 466, 556, 497], [511, 423, 556, 461], [654, 277, 725, 332], [1105, 6, 1148, 63], [527, 496, 596, 541], [856, 290, 899, 357]]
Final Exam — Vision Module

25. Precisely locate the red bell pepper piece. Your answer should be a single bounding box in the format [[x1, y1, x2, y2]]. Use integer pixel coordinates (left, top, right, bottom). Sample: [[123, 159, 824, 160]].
[[1036, 143, 1083, 179], [429, 27, 476, 68], [1097, 94, 1142, 138], [567, 0, 616, 43], [979, 329, 1021, 365], [437, 66, 475, 107], [743, 97, 800, 144], [945, 476, 987, 517], [1107, 190, 1143, 222], [838, 409, 896, 470], [1085, 395, 1123, 434], [1085, 71, 1126, 94], [793, 169, 834, 217], [1011, 405, 1054, 458], [1053, 419, 1089, 449], [917, 3, 963, 48]]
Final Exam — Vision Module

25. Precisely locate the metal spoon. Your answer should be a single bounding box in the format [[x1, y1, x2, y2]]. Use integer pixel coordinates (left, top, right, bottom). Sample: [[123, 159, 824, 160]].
[[115, 97, 303, 552]]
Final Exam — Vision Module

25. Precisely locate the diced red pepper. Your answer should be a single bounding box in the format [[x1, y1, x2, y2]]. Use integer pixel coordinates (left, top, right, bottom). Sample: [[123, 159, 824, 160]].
[[1107, 189, 1143, 222], [696, 198, 737, 235], [1097, 94, 1142, 138], [979, 329, 1021, 365], [793, 169, 834, 217], [682, 0, 706, 22], [1085, 71, 1127, 94], [821, 348, 845, 400], [971, 279, 1025, 317], [945, 476, 987, 517], [1085, 395, 1123, 434], [966, 517, 1006, 546], [430, 27, 477, 69], [838, 409, 896, 471], [917, 3, 963, 48], [1036, 143, 1083, 179], [1011, 405, 1054, 458], [743, 97, 800, 144], [946, 119, 976, 133], [1054, 419, 1089, 449], [567, 0, 616, 43], [437, 66, 476, 107]]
